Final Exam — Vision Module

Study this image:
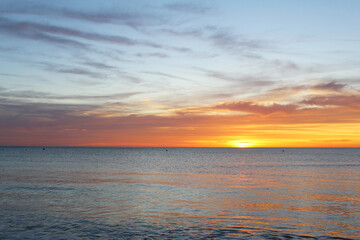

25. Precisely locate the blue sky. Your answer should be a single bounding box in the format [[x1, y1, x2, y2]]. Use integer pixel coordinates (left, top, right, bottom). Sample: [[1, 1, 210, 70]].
[[1, 0, 360, 146]]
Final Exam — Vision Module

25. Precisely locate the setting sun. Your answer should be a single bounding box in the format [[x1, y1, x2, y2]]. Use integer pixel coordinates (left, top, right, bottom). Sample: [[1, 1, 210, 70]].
[[1, 1, 360, 239], [0, 0, 359, 149], [230, 140, 254, 148]]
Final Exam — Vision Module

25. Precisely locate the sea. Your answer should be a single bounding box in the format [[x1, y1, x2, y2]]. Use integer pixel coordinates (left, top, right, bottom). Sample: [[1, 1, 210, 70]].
[[0, 147, 359, 239]]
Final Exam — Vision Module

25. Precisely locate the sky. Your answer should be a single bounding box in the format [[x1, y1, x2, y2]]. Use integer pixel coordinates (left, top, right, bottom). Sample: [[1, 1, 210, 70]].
[[0, 0, 360, 147]]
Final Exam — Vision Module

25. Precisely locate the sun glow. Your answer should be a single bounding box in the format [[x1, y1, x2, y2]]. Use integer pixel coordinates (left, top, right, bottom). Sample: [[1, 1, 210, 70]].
[[231, 140, 253, 148]]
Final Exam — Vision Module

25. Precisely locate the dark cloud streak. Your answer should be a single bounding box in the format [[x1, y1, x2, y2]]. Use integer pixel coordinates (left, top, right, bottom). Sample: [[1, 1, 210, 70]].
[[312, 81, 346, 92], [0, 88, 141, 101], [0, 2, 166, 30], [0, 17, 88, 48], [0, 17, 163, 50], [82, 61, 116, 70]]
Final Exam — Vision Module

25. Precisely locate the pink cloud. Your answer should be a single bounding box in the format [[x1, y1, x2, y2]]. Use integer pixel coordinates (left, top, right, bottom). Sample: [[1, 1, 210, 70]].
[[302, 95, 360, 108], [215, 101, 299, 115]]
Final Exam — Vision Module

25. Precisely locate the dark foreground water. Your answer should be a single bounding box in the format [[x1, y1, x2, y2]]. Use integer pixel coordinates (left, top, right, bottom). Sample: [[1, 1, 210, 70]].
[[0, 147, 359, 239]]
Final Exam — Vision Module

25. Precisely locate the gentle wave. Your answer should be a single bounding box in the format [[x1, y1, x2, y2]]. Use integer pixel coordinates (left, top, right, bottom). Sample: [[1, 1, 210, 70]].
[[0, 147, 359, 239]]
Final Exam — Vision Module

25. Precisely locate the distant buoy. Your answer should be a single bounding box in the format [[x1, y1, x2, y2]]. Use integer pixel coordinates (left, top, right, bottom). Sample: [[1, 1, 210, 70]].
[[43, 148, 45, 150]]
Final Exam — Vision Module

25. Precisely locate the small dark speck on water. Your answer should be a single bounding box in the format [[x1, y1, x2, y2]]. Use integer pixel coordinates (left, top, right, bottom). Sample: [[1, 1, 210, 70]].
[[0, 147, 359, 239]]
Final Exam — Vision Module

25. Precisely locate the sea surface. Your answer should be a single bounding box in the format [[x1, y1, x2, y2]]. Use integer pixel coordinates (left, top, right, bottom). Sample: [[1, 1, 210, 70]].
[[0, 147, 359, 239]]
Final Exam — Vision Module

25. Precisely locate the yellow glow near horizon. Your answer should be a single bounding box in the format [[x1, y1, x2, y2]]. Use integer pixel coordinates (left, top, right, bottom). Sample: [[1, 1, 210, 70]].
[[230, 140, 253, 148]]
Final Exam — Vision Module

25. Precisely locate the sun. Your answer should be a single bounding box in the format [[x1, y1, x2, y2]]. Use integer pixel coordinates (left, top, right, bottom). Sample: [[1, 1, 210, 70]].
[[230, 140, 253, 148]]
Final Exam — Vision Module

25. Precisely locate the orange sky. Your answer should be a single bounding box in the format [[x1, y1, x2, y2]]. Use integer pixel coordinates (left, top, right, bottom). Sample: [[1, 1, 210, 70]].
[[2, 90, 360, 147], [1, 1, 360, 147]]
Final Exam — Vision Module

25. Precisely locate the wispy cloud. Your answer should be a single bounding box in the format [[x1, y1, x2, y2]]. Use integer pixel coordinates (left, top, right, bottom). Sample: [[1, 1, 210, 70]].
[[82, 61, 116, 70], [0, 1, 166, 30], [0, 17, 88, 48], [1, 95, 360, 147], [0, 46, 18, 52], [165, 3, 210, 14], [197, 67, 275, 86], [36, 61, 105, 79], [311, 81, 346, 92], [37, 61, 142, 83], [0, 88, 141, 101], [302, 94, 360, 108], [259, 81, 349, 103], [0, 17, 163, 50], [1, 85, 360, 147], [118, 74, 143, 84], [0, 72, 24, 78], [1, 1, 359, 147], [207, 26, 263, 51], [142, 71, 188, 81], [215, 100, 299, 115], [61, 9, 164, 29], [266, 60, 302, 73], [136, 52, 169, 58], [51, 67, 105, 79], [162, 26, 266, 56]]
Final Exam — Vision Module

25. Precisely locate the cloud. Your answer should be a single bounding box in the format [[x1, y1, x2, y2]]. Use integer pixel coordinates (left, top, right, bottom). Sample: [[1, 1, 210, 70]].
[[207, 27, 263, 51], [215, 100, 299, 115], [267, 85, 307, 96], [38, 62, 142, 83], [311, 81, 346, 92], [0, 2, 166, 30], [0, 72, 24, 78], [136, 52, 169, 58], [1, 92, 360, 147], [38, 62, 106, 79], [0, 46, 18, 52], [261, 81, 349, 102], [196, 68, 275, 86], [203, 69, 243, 82], [142, 71, 188, 81], [70, 79, 104, 86], [302, 94, 360, 108], [61, 9, 163, 29], [51, 67, 106, 79], [0, 17, 88, 48], [0, 88, 141, 101], [0, 11, 198, 56], [0, 98, 93, 128], [165, 3, 210, 14], [82, 61, 116, 70], [121, 75, 143, 83], [162, 26, 266, 56], [0, 17, 163, 50], [170, 46, 193, 53], [267, 60, 302, 73]]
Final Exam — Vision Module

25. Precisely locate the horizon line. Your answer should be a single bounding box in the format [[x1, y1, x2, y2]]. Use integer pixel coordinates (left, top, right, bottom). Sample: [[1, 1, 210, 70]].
[[1, 145, 359, 149]]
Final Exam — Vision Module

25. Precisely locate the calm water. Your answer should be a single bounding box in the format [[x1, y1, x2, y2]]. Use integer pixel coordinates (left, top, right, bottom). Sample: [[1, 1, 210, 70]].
[[0, 147, 359, 239]]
